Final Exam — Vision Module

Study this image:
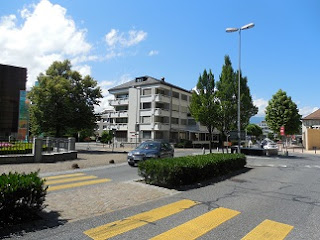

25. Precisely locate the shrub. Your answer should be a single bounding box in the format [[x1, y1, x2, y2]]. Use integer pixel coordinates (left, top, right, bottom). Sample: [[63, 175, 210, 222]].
[[138, 153, 246, 188], [174, 139, 193, 148], [0, 172, 47, 227]]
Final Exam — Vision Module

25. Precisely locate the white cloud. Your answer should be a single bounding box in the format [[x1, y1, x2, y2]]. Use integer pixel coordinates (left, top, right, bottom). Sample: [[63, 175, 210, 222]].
[[299, 106, 319, 117], [253, 98, 269, 116], [105, 29, 147, 48], [0, 0, 92, 89], [104, 28, 147, 59], [95, 74, 132, 113], [148, 50, 159, 56], [73, 64, 91, 77]]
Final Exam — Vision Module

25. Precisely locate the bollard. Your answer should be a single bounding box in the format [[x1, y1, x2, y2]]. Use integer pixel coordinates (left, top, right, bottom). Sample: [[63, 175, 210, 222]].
[[68, 137, 76, 151], [202, 147, 205, 155], [32, 137, 43, 163]]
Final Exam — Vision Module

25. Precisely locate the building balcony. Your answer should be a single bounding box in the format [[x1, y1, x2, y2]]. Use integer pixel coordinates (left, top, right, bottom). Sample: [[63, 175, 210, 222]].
[[103, 123, 128, 131], [140, 95, 153, 103], [107, 111, 128, 118], [154, 108, 170, 117], [154, 94, 170, 103], [153, 123, 170, 131], [109, 98, 129, 106]]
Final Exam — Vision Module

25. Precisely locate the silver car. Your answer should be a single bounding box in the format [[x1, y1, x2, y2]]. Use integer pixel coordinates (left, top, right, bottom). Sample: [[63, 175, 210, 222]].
[[127, 140, 174, 166]]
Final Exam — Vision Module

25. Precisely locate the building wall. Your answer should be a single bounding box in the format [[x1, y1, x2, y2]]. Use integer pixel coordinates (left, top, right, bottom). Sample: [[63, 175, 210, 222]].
[[0, 64, 27, 138], [305, 128, 320, 150]]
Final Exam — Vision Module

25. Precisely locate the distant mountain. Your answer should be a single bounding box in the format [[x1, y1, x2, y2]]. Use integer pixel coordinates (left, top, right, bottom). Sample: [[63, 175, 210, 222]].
[[250, 116, 265, 124]]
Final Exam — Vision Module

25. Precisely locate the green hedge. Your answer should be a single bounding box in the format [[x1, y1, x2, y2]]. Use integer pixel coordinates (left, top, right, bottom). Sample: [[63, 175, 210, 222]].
[[0, 172, 47, 227], [138, 153, 246, 188]]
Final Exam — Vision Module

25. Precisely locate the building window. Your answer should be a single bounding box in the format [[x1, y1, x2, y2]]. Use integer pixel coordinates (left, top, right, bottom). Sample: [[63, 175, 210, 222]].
[[115, 106, 128, 111], [181, 119, 187, 125], [156, 88, 170, 96], [143, 131, 151, 139], [181, 94, 187, 101], [171, 117, 179, 124], [115, 118, 128, 123], [188, 119, 196, 125], [142, 102, 151, 109], [142, 88, 152, 95], [172, 91, 179, 99], [116, 93, 128, 99]]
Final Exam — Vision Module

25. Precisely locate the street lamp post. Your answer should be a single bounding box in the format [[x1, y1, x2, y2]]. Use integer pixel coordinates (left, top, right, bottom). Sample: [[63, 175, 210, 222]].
[[226, 23, 254, 153]]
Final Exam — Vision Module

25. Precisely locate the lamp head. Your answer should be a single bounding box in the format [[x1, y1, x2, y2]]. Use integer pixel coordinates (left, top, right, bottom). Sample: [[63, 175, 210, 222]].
[[241, 23, 255, 30], [226, 27, 239, 33]]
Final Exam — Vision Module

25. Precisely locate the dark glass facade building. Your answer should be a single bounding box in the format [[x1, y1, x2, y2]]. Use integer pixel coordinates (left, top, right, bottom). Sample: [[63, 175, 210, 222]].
[[0, 64, 27, 139]]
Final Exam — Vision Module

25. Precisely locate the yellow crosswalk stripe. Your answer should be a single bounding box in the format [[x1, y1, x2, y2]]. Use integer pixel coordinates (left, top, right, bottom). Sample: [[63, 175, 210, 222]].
[[151, 207, 240, 240], [47, 178, 111, 192], [241, 219, 294, 240], [45, 175, 98, 185], [84, 199, 198, 240], [45, 173, 85, 180]]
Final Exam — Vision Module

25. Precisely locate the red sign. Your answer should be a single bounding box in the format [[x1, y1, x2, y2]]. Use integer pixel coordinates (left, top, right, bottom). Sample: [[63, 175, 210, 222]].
[[280, 126, 285, 136]]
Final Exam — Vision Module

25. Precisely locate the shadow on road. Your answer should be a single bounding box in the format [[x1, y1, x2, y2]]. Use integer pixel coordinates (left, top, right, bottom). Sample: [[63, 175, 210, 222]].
[[77, 150, 128, 154], [0, 210, 67, 239]]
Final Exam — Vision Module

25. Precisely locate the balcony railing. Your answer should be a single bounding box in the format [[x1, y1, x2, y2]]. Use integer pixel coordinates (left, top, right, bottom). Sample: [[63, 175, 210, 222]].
[[107, 111, 128, 118], [154, 94, 170, 103], [103, 123, 128, 131], [108, 98, 129, 106]]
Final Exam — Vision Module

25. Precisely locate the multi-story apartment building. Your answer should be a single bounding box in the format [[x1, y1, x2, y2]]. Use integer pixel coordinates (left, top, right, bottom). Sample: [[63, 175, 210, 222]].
[[96, 76, 215, 144]]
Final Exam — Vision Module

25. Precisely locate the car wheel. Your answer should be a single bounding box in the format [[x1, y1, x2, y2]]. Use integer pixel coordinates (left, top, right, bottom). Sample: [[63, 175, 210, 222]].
[[128, 162, 134, 167]]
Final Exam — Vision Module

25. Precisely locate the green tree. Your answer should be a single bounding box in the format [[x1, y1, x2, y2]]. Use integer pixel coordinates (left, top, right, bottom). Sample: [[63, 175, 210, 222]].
[[189, 69, 217, 153], [100, 130, 113, 144], [215, 55, 258, 144], [246, 124, 263, 138], [265, 89, 301, 135], [28, 60, 102, 137]]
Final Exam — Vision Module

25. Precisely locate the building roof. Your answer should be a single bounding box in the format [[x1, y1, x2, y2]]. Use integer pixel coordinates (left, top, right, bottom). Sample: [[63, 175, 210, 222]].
[[108, 75, 191, 94], [302, 109, 320, 120]]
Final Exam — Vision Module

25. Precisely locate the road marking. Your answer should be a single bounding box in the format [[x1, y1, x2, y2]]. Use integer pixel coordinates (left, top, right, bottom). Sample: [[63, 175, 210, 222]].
[[45, 173, 85, 180], [45, 175, 98, 185], [47, 179, 110, 192], [241, 219, 294, 240], [150, 207, 240, 240], [84, 199, 198, 240], [305, 165, 311, 168], [279, 165, 287, 168]]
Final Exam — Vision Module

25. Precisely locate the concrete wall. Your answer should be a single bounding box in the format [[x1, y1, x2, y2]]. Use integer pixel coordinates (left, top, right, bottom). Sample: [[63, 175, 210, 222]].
[[0, 151, 77, 164], [305, 128, 320, 150]]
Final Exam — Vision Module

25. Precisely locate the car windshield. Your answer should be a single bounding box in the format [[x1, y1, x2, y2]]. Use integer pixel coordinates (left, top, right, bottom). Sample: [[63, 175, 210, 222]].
[[136, 142, 160, 150]]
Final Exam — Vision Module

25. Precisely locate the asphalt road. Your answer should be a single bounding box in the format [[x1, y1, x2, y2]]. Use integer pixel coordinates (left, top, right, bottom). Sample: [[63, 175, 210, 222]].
[[4, 152, 320, 239]]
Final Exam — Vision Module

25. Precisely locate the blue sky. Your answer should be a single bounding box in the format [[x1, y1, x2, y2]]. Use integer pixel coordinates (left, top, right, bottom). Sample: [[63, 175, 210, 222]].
[[1, 0, 319, 116]]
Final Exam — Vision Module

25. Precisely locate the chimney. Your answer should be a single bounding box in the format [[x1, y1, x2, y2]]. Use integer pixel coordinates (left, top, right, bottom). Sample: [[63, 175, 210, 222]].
[[161, 77, 165, 82]]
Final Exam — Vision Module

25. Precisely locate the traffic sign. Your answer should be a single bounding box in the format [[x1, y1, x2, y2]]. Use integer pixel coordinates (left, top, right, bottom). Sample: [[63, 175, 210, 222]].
[[228, 131, 246, 140]]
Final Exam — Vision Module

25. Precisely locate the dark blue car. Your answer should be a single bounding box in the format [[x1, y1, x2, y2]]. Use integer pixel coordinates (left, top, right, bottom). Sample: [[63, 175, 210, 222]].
[[127, 140, 174, 166]]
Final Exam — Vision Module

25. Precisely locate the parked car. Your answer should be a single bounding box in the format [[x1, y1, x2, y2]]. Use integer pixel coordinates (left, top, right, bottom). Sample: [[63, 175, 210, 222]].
[[127, 140, 174, 166], [260, 138, 278, 149]]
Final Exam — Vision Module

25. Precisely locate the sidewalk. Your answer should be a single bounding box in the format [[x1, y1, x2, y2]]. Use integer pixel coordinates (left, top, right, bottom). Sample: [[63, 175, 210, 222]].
[[0, 143, 178, 223], [0, 143, 135, 175]]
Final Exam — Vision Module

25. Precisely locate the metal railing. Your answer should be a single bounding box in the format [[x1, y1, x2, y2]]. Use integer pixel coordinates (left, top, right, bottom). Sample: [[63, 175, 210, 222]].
[[0, 140, 33, 155], [0, 137, 76, 155]]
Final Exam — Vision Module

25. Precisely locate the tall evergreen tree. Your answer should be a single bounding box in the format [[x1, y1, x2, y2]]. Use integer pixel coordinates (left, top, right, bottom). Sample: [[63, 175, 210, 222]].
[[189, 69, 217, 153], [265, 89, 301, 135], [215, 55, 258, 145]]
